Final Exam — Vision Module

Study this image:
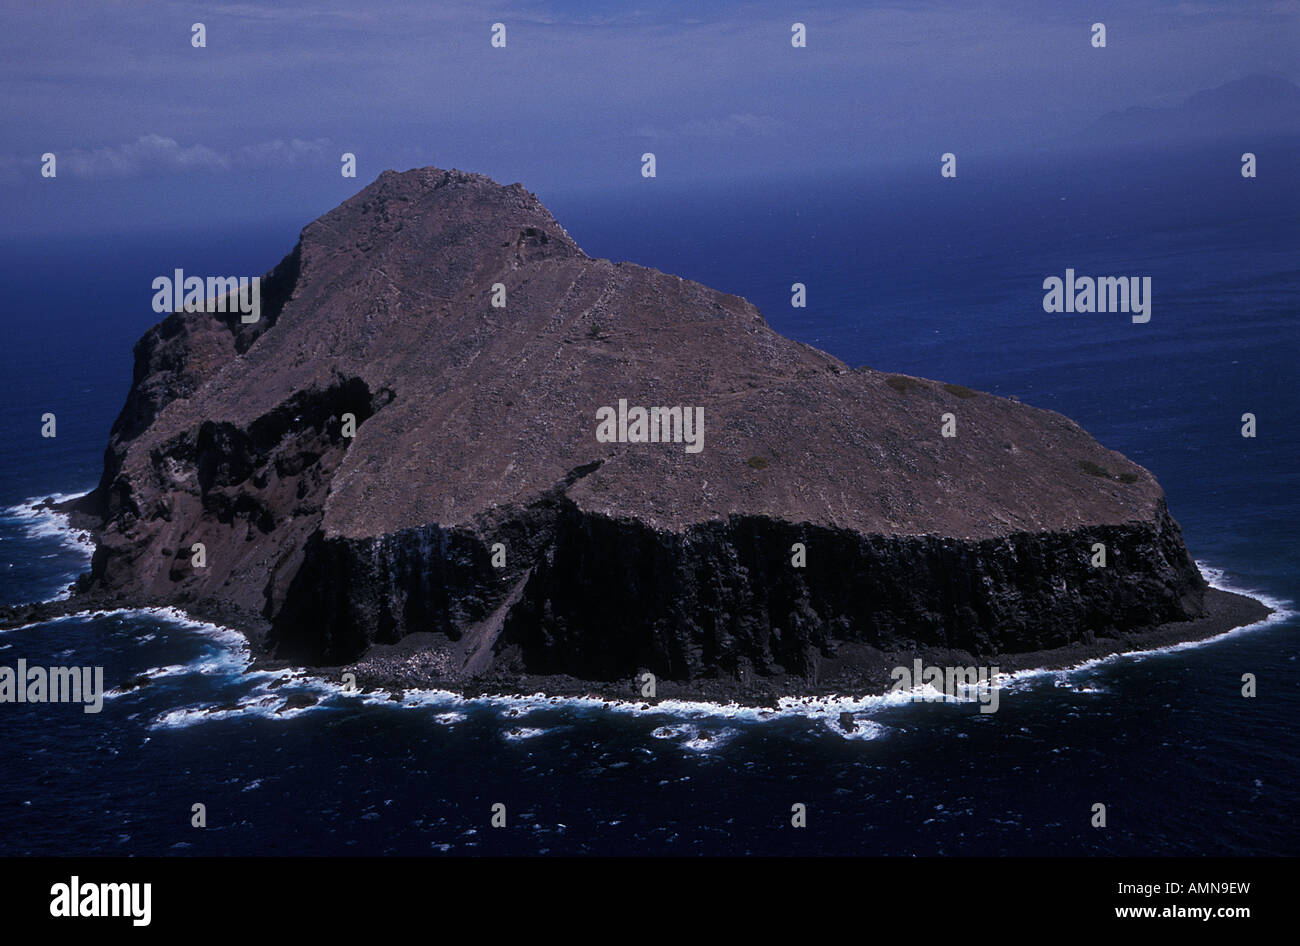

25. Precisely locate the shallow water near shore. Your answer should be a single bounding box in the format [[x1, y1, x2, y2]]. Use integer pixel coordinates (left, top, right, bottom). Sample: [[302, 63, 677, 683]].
[[2, 146, 1298, 855]]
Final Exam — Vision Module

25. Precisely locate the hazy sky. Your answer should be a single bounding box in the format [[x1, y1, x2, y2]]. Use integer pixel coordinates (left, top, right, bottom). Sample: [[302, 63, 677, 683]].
[[3, 0, 1297, 235]]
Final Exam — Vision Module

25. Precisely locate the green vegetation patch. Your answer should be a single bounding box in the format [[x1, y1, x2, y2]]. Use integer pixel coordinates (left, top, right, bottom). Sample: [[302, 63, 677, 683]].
[[746, 456, 770, 470], [885, 375, 925, 394], [1079, 459, 1141, 484], [942, 383, 979, 399]]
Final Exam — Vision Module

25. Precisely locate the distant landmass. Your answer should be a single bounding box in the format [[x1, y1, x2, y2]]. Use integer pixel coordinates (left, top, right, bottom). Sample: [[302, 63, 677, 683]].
[[1085, 74, 1300, 145], [1, 168, 1270, 703]]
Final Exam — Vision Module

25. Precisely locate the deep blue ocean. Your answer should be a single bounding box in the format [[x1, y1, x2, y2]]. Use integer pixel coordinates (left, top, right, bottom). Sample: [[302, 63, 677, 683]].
[[1, 142, 1296, 856]]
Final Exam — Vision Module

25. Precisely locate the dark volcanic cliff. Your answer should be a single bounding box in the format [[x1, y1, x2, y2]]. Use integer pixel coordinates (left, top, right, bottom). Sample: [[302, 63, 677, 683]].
[[34, 167, 1228, 696]]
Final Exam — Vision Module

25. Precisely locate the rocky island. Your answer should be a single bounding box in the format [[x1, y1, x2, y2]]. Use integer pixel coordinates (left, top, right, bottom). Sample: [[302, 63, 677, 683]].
[[3, 167, 1270, 704]]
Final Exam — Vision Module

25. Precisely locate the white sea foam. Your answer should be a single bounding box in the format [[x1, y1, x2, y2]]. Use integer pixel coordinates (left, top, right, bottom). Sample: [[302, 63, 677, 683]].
[[683, 727, 739, 752], [151, 693, 317, 729], [3, 491, 95, 599], [502, 727, 547, 741], [824, 716, 891, 741], [651, 723, 743, 750], [4, 492, 95, 551]]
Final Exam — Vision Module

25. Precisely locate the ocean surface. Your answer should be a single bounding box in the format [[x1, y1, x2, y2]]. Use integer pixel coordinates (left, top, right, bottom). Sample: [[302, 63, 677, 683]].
[[1, 142, 1296, 856]]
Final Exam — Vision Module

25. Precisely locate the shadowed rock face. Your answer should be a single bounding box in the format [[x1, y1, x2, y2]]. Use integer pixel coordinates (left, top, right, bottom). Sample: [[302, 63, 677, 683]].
[[72, 166, 1207, 686]]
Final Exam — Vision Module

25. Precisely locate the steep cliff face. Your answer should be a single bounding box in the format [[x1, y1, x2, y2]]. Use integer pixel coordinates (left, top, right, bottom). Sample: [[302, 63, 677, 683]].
[[59, 166, 1212, 692], [266, 494, 1204, 683]]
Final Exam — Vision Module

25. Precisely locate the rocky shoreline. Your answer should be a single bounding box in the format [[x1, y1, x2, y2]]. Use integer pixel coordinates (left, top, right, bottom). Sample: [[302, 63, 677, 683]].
[[0, 537, 1273, 710], [316, 585, 1275, 706]]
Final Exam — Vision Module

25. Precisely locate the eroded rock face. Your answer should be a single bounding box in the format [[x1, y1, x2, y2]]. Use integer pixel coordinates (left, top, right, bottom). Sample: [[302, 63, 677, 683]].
[[69, 166, 1208, 687]]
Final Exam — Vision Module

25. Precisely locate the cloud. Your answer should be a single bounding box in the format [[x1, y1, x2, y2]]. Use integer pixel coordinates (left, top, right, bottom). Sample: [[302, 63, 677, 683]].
[[636, 113, 782, 140], [63, 135, 229, 177], [5, 134, 334, 179], [230, 137, 333, 169]]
